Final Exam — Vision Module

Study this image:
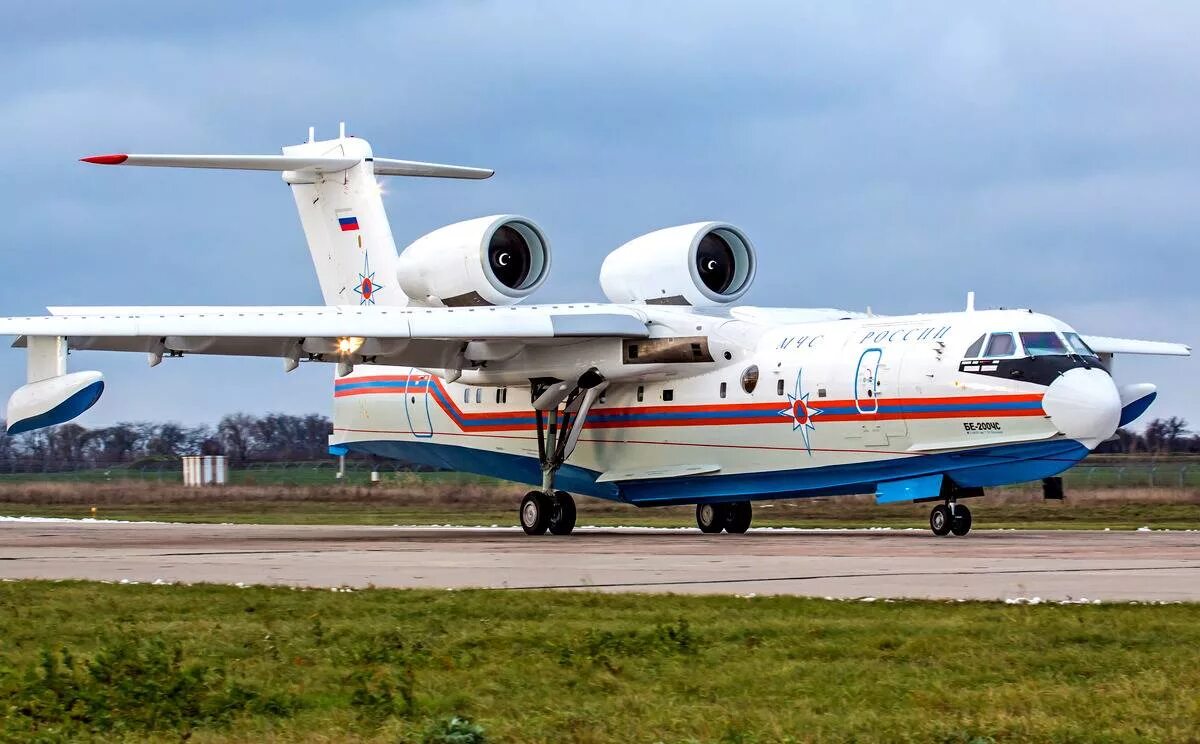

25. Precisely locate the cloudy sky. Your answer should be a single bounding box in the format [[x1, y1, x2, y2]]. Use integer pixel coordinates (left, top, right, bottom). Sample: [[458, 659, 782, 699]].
[[2, 1, 1196, 428]]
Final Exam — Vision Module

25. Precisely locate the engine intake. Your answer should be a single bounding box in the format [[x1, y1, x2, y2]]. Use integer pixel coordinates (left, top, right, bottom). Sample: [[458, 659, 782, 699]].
[[600, 222, 756, 306], [397, 215, 550, 306]]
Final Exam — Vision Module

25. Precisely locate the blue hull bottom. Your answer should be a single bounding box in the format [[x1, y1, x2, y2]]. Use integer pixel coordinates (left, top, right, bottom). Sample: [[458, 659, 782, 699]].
[[337, 437, 1090, 507]]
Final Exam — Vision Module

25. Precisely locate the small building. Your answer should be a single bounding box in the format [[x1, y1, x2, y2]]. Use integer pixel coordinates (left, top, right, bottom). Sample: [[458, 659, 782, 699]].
[[182, 455, 227, 486]]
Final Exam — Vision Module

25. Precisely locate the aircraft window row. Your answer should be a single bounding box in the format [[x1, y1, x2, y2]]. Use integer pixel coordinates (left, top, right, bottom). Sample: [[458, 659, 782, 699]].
[[462, 387, 503, 404]]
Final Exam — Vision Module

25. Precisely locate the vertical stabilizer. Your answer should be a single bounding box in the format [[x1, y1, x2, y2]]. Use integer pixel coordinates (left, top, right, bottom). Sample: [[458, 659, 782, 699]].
[[282, 131, 401, 306]]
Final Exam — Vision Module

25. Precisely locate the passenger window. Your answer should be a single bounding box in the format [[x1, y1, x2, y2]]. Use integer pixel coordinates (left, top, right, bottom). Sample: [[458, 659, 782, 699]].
[[495, 389, 502, 404], [663, 389, 674, 402], [636, 386, 644, 402], [719, 382, 727, 399], [776, 379, 785, 396], [463, 388, 470, 403], [1020, 332, 1068, 357], [741, 365, 759, 394], [983, 333, 1016, 357], [964, 334, 985, 358], [475, 388, 482, 404]]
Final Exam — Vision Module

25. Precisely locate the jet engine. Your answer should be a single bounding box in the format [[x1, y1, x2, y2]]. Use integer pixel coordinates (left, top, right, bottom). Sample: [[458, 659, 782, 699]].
[[397, 215, 551, 306], [599, 222, 757, 306]]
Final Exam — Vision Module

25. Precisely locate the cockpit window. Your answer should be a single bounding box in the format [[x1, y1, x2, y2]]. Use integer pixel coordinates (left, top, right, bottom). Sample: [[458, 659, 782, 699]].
[[1063, 332, 1098, 357], [963, 334, 985, 359], [983, 332, 1016, 357], [1020, 332, 1068, 357]]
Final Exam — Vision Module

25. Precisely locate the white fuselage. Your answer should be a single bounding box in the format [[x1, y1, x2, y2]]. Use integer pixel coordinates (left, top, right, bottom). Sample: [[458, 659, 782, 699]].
[[330, 306, 1118, 506]]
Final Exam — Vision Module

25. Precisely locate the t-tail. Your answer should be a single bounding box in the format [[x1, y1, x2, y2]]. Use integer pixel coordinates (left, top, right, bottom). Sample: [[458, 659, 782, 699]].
[[80, 122, 493, 307]]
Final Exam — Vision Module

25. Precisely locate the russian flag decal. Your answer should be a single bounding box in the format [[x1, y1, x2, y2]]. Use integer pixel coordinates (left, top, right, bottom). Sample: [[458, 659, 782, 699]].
[[338, 215, 360, 231]]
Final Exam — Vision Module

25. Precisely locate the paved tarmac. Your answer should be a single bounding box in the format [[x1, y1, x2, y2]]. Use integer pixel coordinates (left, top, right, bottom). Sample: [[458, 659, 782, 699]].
[[2, 520, 1198, 601]]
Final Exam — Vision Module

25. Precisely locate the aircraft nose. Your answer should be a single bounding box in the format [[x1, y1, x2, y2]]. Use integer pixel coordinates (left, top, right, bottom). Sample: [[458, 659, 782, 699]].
[[1042, 367, 1121, 446]]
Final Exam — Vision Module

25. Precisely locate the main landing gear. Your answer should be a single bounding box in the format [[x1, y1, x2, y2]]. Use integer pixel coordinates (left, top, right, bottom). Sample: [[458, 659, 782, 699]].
[[695, 501, 753, 534], [927, 479, 982, 537], [929, 502, 972, 537], [518, 371, 607, 536], [520, 490, 577, 535]]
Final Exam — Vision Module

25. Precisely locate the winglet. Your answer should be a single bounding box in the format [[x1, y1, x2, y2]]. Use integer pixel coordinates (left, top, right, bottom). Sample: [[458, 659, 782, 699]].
[[81, 154, 129, 165]]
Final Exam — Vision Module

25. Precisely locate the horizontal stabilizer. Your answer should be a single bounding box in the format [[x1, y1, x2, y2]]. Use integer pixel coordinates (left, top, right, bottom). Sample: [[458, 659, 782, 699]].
[[1081, 335, 1191, 357], [82, 154, 493, 180], [371, 158, 493, 179]]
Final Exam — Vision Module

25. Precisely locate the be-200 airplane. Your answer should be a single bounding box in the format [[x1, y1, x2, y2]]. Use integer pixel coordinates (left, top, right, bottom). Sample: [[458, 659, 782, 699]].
[[1, 125, 1190, 537]]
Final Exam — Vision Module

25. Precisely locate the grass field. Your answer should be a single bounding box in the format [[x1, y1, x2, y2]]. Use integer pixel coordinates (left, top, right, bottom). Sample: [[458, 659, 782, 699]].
[[0, 581, 1197, 742], [1, 478, 1198, 531]]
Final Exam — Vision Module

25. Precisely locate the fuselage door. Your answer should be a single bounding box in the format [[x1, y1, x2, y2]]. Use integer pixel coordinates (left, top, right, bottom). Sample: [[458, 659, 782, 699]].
[[855, 348, 882, 414], [405, 367, 434, 438]]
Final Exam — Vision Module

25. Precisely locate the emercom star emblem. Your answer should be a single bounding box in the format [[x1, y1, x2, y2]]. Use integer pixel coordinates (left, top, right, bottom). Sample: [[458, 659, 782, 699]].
[[779, 370, 822, 454], [354, 254, 383, 305]]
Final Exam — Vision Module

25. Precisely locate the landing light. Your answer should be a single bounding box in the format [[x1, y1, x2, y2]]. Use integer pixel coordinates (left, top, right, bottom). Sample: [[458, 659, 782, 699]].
[[337, 337, 365, 354]]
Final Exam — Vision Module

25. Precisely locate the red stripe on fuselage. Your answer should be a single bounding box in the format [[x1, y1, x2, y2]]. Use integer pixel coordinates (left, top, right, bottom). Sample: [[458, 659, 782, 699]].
[[333, 375, 1045, 431]]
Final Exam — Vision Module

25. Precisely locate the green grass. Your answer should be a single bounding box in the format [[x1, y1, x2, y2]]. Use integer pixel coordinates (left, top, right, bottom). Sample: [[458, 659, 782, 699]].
[[0, 582, 1197, 742]]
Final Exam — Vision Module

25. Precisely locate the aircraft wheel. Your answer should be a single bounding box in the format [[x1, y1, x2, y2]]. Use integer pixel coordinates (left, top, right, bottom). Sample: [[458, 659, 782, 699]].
[[520, 490, 551, 535], [696, 503, 726, 533], [950, 504, 972, 536], [929, 504, 952, 536], [724, 501, 753, 534], [548, 491, 577, 535]]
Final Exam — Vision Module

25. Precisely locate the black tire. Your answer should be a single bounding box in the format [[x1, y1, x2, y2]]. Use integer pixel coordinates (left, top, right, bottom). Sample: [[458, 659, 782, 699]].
[[696, 503, 726, 533], [950, 504, 972, 536], [929, 504, 952, 536], [548, 490, 577, 535], [724, 501, 753, 534], [520, 490, 550, 535]]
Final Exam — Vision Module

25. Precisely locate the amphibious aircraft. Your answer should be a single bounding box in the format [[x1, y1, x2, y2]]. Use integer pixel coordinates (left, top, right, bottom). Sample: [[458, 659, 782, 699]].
[[1, 125, 1190, 536]]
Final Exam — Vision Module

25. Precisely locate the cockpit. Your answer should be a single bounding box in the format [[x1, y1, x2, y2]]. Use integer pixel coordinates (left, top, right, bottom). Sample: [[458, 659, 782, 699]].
[[959, 330, 1105, 386]]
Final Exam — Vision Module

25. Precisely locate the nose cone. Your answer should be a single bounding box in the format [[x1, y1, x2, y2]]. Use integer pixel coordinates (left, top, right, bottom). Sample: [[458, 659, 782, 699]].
[[1042, 368, 1121, 446]]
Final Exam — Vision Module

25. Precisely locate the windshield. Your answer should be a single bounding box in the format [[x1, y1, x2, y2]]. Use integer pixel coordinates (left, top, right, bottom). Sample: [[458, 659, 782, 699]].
[[1020, 331, 1068, 356], [1063, 332, 1098, 357]]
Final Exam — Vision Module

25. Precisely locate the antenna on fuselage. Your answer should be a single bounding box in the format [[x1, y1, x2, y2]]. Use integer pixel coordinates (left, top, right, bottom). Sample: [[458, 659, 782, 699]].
[[966, 291, 976, 312]]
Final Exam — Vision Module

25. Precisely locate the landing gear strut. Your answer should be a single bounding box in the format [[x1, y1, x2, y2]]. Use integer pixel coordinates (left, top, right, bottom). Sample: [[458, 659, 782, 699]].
[[695, 501, 753, 534], [518, 372, 607, 536]]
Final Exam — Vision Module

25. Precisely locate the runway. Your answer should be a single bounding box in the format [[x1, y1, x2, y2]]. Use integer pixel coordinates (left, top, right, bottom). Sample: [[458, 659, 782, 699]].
[[2, 520, 1199, 601]]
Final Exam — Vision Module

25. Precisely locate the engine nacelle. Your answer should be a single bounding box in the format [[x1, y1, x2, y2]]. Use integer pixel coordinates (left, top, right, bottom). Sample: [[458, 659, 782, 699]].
[[396, 215, 551, 306], [600, 222, 757, 306]]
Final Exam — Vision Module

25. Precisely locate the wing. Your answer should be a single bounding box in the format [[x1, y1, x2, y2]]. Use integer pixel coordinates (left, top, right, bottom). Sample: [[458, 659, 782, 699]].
[[1080, 335, 1191, 357], [2, 304, 648, 369]]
